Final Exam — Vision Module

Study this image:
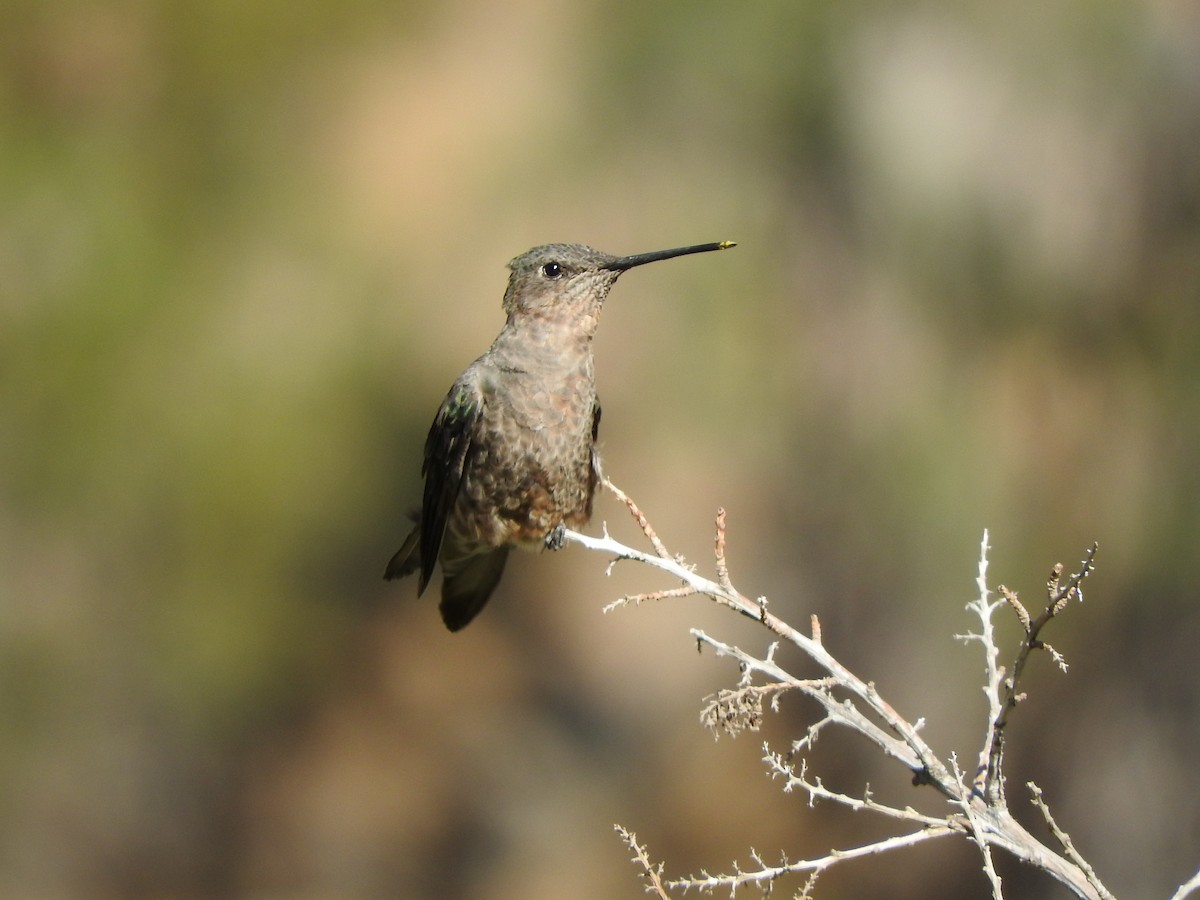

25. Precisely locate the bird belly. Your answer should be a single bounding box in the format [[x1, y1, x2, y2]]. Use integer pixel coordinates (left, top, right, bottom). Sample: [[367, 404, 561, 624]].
[[453, 427, 595, 550]]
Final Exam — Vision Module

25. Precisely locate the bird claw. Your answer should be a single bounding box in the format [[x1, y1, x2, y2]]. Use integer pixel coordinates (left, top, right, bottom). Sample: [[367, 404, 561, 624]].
[[544, 523, 567, 551]]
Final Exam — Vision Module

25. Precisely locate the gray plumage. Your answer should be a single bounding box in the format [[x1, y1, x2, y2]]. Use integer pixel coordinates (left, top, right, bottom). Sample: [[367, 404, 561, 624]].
[[385, 240, 734, 630]]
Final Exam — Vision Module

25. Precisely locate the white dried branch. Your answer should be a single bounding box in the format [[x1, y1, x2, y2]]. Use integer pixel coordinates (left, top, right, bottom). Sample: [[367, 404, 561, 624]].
[[571, 483, 1124, 899], [764, 748, 950, 829], [1028, 783, 1116, 900], [959, 530, 1009, 803], [974, 544, 1100, 815], [785, 711, 835, 760], [565, 513, 953, 793], [615, 825, 671, 899], [951, 752, 1004, 899], [1170, 866, 1200, 900], [665, 826, 960, 895], [692, 629, 923, 772]]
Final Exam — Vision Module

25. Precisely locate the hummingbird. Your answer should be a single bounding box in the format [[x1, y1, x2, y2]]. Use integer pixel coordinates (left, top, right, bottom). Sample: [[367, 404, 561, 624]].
[[385, 240, 735, 630]]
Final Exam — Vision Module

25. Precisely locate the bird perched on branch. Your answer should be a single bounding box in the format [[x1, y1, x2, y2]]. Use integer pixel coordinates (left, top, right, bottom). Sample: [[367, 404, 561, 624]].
[[385, 240, 735, 630]]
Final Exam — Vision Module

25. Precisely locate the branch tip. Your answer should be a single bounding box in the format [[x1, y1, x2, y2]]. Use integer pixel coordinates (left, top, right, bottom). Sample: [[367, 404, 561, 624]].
[[573, 487, 1112, 899]]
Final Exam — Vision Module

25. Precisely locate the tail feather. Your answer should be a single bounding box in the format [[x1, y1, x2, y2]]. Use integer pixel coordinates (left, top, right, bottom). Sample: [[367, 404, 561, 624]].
[[439, 548, 510, 631], [386, 526, 510, 631], [384, 528, 422, 585]]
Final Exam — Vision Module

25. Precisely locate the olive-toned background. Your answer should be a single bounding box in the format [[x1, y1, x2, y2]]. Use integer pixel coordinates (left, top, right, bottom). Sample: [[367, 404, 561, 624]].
[[3, 2, 1198, 897]]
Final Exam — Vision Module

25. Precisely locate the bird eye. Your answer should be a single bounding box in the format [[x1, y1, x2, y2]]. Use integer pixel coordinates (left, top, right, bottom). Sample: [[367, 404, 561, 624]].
[[541, 262, 562, 278]]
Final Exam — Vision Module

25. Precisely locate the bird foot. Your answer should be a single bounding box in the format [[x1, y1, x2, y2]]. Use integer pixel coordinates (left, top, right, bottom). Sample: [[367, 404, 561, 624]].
[[544, 523, 567, 551]]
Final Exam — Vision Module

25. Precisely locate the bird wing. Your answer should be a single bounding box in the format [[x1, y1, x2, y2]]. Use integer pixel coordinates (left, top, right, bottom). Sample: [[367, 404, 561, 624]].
[[590, 401, 602, 486], [418, 375, 483, 592]]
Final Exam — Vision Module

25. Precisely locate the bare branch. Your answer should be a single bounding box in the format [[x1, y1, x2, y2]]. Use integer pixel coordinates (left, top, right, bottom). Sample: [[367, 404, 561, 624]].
[[563, 520, 954, 792], [601, 477, 671, 560], [564, 484, 1127, 899], [980, 543, 1101, 810], [960, 530, 1008, 804], [765, 749, 951, 829], [1028, 783, 1116, 900], [603, 585, 698, 612], [615, 825, 672, 899], [666, 827, 960, 894], [1170, 866, 1200, 900], [714, 507, 735, 594], [951, 753, 1004, 898]]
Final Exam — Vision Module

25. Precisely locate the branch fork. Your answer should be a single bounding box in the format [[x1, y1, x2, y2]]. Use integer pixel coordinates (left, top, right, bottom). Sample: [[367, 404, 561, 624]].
[[559, 479, 1156, 898]]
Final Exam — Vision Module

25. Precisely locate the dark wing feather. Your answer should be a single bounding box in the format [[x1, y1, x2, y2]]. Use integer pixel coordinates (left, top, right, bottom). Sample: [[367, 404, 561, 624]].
[[588, 400, 603, 489], [439, 547, 510, 631], [418, 377, 483, 592]]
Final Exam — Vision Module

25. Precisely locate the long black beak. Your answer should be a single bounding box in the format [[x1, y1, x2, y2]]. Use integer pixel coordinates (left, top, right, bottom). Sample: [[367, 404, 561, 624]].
[[605, 241, 736, 272]]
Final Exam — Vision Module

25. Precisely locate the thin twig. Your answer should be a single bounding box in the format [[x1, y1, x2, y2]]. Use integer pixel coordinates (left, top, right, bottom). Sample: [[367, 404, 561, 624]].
[[984, 544, 1100, 810], [765, 750, 952, 829], [603, 585, 698, 612], [615, 825, 672, 899], [1170, 865, 1200, 900], [963, 530, 1008, 804], [952, 753, 1004, 898], [714, 507, 735, 594], [666, 826, 960, 893], [602, 476, 671, 560], [1028, 783, 1116, 900]]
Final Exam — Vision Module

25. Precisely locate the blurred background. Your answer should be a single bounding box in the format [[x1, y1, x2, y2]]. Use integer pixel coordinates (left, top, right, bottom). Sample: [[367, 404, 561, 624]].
[[2, 1, 1199, 897]]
